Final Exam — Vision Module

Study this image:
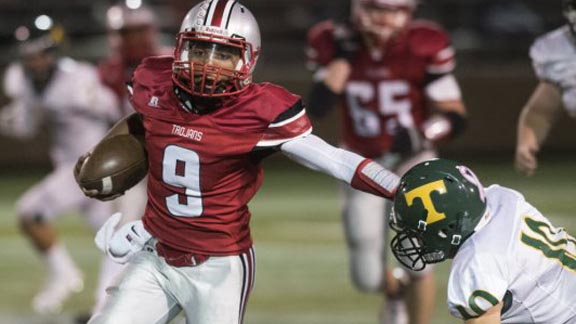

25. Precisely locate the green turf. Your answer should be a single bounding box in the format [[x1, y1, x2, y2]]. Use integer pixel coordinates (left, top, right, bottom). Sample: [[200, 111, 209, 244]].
[[0, 157, 573, 324]]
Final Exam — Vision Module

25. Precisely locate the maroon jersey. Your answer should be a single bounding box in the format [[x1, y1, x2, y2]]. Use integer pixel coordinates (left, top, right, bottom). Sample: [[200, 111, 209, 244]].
[[307, 20, 455, 158], [130, 56, 312, 256], [98, 47, 173, 116]]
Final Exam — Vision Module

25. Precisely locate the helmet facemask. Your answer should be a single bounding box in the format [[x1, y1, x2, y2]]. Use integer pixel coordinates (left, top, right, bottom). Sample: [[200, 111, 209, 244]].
[[390, 209, 466, 271], [389, 218, 428, 271], [173, 31, 253, 98]]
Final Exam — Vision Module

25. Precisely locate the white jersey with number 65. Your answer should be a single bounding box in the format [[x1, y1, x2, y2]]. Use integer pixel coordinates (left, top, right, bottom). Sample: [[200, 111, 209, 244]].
[[447, 185, 576, 323]]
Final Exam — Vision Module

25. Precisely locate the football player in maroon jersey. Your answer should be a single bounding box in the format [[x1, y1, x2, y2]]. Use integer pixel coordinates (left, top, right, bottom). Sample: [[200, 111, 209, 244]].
[[75, 1, 407, 323], [306, 0, 468, 323]]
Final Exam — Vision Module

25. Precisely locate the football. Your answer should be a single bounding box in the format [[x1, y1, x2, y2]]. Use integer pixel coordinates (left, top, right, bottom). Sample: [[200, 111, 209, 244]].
[[77, 134, 148, 196]]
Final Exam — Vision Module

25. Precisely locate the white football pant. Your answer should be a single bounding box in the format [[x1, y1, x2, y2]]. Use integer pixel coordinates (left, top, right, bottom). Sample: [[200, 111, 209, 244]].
[[89, 246, 256, 324]]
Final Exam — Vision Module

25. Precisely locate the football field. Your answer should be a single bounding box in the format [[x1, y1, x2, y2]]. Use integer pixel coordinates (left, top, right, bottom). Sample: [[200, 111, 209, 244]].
[[0, 156, 573, 324]]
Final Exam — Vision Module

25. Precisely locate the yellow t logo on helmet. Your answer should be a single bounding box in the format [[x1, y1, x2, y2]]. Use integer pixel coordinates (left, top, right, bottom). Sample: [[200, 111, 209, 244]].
[[404, 180, 447, 224]]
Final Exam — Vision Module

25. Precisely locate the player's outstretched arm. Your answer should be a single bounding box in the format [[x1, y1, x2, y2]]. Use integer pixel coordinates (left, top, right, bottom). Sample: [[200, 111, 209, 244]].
[[464, 302, 502, 324], [280, 134, 399, 199], [515, 81, 562, 176]]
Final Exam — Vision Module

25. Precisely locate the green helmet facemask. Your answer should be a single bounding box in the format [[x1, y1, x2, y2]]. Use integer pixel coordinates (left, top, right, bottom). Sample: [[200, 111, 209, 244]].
[[390, 159, 487, 271]]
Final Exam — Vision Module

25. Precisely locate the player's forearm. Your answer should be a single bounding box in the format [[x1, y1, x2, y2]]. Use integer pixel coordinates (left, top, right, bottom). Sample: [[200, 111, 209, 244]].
[[516, 114, 541, 154], [518, 104, 553, 147], [422, 105, 467, 142], [423, 74, 468, 141], [280, 134, 399, 199], [323, 59, 351, 94], [517, 82, 562, 147], [102, 113, 145, 140]]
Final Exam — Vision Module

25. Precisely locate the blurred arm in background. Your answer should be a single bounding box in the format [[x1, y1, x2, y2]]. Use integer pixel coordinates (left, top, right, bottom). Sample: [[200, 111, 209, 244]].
[[515, 1, 576, 176], [515, 81, 562, 176]]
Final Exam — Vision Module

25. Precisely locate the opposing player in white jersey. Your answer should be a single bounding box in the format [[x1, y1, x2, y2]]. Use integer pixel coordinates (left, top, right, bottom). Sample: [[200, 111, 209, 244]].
[[389, 159, 576, 323], [0, 18, 120, 314], [516, 0, 576, 176]]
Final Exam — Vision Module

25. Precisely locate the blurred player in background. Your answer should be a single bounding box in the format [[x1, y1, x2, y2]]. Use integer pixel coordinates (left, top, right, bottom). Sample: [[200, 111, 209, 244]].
[[74, 0, 403, 322], [91, 2, 170, 313], [306, 0, 467, 323], [515, 0, 576, 176], [0, 17, 120, 314], [390, 158, 576, 323], [99, 2, 170, 115]]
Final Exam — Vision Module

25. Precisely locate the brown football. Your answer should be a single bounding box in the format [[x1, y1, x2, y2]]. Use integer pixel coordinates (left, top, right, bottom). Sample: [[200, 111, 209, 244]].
[[77, 134, 148, 196]]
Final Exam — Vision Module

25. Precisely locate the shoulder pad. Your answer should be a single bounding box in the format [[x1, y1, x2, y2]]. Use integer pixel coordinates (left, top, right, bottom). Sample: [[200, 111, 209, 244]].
[[248, 82, 302, 119], [139, 55, 174, 71], [529, 26, 575, 83], [407, 20, 452, 57], [133, 55, 173, 86]]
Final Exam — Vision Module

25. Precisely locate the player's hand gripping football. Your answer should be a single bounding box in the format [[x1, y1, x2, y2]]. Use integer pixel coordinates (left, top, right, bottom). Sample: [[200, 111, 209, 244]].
[[74, 152, 124, 201], [95, 213, 153, 264]]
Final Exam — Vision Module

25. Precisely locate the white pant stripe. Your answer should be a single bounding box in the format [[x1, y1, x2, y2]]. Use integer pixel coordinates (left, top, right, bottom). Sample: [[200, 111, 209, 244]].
[[238, 247, 255, 324]]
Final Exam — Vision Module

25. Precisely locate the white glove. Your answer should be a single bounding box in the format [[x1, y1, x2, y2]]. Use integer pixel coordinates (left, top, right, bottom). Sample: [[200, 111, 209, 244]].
[[95, 212, 153, 264]]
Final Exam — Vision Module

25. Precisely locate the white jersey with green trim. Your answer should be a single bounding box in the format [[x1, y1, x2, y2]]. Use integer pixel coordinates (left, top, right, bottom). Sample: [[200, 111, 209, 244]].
[[447, 185, 576, 323], [530, 25, 576, 117]]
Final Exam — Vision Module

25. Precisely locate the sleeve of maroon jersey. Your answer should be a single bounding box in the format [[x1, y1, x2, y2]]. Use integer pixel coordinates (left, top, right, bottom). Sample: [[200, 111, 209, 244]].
[[127, 56, 174, 117], [306, 20, 337, 70], [410, 21, 456, 77], [255, 88, 313, 148]]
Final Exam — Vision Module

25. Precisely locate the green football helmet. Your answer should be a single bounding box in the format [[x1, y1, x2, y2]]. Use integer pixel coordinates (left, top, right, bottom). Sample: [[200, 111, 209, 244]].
[[390, 159, 487, 271]]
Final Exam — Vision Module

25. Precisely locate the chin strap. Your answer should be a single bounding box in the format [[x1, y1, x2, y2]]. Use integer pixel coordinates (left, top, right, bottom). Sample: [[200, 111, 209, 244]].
[[173, 86, 222, 114]]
